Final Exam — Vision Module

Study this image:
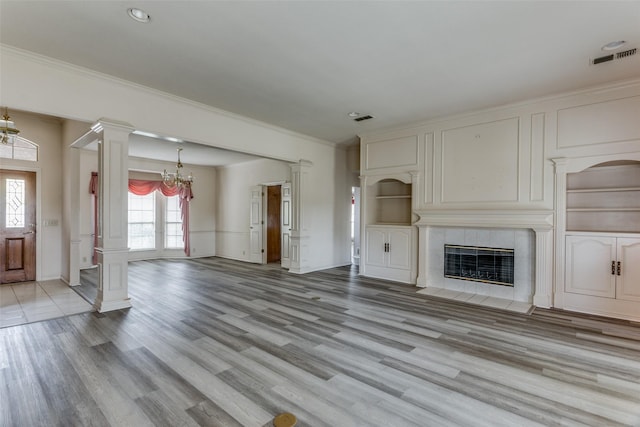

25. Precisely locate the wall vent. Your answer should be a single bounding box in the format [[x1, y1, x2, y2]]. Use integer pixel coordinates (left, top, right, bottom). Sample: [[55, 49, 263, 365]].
[[616, 48, 637, 59], [592, 47, 637, 65], [354, 114, 374, 122]]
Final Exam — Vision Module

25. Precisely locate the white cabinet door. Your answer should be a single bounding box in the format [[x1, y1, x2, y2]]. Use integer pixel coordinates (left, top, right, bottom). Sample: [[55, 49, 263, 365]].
[[388, 228, 411, 270], [565, 236, 616, 298], [616, 238, 640, 302], [365, 227, 387, 267]]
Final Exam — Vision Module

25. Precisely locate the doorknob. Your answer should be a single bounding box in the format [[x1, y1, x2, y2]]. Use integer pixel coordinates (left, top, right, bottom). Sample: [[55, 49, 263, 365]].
[[23, 231, 35, 234]]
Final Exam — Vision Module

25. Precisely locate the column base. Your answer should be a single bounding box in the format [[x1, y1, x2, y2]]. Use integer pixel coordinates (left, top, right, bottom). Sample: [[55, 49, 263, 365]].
[[94, 297, 132, 313]]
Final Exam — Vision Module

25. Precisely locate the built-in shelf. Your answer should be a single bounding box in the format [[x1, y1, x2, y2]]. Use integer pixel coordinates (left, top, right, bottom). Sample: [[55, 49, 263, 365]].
[[368, 178, 412, 225], [566, 163, 640, 233]]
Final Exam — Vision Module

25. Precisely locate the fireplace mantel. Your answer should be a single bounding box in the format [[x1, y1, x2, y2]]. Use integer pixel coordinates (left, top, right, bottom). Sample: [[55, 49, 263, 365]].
[[414, 209, 554, 308], [415, 209, 553, 230]]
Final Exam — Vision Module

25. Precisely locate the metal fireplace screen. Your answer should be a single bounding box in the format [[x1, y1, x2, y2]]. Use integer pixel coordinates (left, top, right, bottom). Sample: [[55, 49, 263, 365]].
[[444, 244, 514, 287]]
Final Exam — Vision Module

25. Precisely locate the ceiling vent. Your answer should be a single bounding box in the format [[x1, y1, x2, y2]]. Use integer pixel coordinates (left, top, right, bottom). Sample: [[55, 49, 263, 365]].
[[591, 48, 637, 65], [354, 114, 374, 122]]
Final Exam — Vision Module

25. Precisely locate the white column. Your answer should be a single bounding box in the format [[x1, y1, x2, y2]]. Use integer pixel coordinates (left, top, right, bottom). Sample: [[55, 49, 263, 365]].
[[532, 227, 554, 307], [68, 145, 81, 286], [416, 224, 428, 287], [289, 160, 312, 274], [94, 119, 133, 312], [551, 158, 568, 309]]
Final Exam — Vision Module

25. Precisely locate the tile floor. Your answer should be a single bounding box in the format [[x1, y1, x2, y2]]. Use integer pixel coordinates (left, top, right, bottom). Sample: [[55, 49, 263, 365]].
[[0, 280, 93, 328], [416, 286, 534, 314]]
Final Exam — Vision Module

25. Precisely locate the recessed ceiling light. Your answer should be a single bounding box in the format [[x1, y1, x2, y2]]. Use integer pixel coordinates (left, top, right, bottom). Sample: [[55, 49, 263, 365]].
[[128, 7, 151, 23], [347, 112, 360, 117], [601, 40, 626, 51]]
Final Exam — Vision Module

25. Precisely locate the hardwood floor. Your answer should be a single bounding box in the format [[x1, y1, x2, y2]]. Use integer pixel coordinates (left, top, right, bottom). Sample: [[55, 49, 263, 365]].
[[2, 257, 640, 426]]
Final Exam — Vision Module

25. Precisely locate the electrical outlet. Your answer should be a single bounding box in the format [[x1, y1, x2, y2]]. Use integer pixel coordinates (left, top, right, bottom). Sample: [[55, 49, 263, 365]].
[[242, 250, 245, 255], [82, 257, 87, 262]]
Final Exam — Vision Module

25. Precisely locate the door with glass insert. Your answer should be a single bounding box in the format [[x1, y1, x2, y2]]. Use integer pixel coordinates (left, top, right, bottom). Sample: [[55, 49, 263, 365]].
[[0, 170, 36, 283]]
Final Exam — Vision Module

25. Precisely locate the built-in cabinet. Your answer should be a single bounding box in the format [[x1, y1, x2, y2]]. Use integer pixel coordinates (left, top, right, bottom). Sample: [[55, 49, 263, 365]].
[[359, 152, 418, 284], [364, 225, 416, 283], [565, 234, 640, 302], [558, 161, 640, 320]]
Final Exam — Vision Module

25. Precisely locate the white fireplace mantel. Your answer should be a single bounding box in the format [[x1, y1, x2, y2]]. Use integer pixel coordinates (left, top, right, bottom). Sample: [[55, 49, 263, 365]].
[[414, 209, 554, 308], [415, 209, 553, 230]]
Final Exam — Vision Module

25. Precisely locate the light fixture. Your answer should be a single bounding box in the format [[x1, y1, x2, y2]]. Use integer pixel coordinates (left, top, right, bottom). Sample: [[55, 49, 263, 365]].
[[602, 40, 626, 51], [1, 107, 20, 145], [348, 112, 360, 118], [161, 148, 194, 188], [127, 7, 151, 23]]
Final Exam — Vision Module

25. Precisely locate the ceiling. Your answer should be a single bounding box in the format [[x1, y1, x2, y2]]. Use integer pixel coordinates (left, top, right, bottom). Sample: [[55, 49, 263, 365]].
[[2, 1, 640, 147]]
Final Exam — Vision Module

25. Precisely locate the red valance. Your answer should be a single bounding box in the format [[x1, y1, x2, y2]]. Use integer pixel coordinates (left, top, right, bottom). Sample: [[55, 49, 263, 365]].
[[89, 172, 194, 263]]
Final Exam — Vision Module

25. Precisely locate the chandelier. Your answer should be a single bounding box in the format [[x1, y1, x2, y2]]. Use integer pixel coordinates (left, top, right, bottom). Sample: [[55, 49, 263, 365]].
[[1, 107, 20, 145], [161, 147, 194, 188]]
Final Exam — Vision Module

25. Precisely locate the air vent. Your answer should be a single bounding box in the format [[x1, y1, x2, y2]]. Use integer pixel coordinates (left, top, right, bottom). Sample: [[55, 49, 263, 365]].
[[616, 48, 637, 59], [354, 114, 374, 122], [592, 48, 637, 65]]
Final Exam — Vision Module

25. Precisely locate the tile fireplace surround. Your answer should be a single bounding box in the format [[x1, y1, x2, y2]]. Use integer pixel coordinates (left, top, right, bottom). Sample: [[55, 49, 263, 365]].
[[415, 210, 554, 310]]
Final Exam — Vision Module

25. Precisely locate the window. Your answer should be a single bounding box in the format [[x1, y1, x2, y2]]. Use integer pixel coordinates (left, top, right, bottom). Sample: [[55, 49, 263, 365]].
[[0, 137, 38, 161], [165, 195, 183, 249], [5, 179, 25, 228], [128, 192, 156, 250]]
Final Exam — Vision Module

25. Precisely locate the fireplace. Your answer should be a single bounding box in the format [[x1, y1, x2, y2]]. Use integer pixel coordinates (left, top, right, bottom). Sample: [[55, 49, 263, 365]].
[[444, 244, 514, 286]]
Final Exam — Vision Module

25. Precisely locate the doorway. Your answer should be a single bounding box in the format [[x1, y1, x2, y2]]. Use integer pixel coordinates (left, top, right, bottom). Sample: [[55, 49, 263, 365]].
[[0, 170, 36, 284], [266, 185, 281, 263]]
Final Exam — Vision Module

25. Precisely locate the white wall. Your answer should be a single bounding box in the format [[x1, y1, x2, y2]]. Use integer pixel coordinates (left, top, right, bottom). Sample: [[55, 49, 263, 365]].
[[216, 158, 292, 262], [1, 46, 351, 276], [77, 151, 217, 267], [0, 110, 64, 281]]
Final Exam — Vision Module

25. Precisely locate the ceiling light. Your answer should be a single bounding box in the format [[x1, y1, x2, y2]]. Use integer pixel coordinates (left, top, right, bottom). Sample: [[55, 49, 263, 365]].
[[601, 40, 626, 51], [161, 148, 194, 189], [127, 8, 151, 23], [347, 112, 360, 118], [1, 107, 20, 145]]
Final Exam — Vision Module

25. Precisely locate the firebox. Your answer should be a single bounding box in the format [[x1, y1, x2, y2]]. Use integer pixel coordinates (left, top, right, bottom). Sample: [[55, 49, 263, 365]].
[[444, 244, 514, 286]]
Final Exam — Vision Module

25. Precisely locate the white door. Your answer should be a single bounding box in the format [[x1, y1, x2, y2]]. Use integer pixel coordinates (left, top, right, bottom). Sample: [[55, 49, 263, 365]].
[[249, 185, 263, 264], [565, 235, 616, 298], [280, 182, 291, 269], [616, 238, 640, 302], [388, 228, 411, 270]]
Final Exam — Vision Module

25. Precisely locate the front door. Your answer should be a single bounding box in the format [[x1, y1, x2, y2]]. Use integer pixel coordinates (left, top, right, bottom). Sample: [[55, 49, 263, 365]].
[[0, 170, 36, 283]]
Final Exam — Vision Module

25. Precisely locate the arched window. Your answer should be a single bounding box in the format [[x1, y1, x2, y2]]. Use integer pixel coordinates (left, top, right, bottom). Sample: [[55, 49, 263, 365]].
[[0, 137, 39, 161]]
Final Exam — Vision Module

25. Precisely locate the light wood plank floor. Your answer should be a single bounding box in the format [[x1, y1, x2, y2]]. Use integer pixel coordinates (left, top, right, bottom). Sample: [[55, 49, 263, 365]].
[[2, 257, 640, 426]]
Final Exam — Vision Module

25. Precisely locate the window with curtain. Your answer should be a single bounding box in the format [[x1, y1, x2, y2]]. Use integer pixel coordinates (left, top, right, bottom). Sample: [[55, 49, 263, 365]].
[[128, 192, 156, 250], [165, 195, 183, 249]]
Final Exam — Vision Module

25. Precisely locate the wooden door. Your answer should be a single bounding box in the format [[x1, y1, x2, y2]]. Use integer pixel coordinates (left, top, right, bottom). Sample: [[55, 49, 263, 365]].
[[266, 185, 281, 263], [249, 185, 263, 263], [0, 170, 36, 283]]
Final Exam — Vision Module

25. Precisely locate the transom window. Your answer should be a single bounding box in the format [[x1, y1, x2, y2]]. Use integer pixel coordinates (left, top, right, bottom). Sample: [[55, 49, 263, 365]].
[[0, 137, 38, 162]]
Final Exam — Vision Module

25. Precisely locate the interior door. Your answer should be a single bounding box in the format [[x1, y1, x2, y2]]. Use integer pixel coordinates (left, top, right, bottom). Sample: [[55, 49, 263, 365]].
[[266, 185, 281, 263], [280, 182, 291, 269], [1, 170, 36, 283], [249, 185, 263, 263]]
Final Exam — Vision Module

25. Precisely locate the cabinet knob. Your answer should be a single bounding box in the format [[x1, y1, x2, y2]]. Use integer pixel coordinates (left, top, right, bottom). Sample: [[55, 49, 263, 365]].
[[617, 261, 621, 276], [612, 260, 616, 275]]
